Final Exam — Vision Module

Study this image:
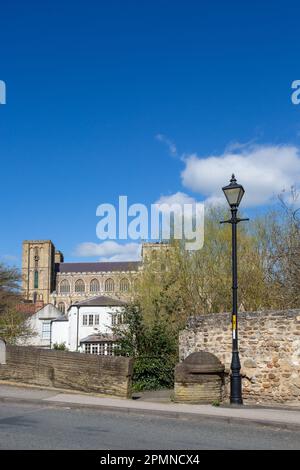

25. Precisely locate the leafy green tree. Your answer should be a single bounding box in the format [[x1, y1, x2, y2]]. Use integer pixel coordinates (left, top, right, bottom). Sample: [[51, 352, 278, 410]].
[[135, 206, 273, 328], [112, 302, 178, 390], [253, 189, 300, 309]]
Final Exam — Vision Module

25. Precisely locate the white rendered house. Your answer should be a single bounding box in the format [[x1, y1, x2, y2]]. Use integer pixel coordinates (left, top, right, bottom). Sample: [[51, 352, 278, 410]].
[[51, 295, 126, 354], [19, 303, 63, 349]]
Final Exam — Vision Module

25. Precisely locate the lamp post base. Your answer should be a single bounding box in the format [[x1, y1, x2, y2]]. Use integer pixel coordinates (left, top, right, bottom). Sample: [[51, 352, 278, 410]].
[[230, 350, 243, 405], [230, 377, 243, 405]]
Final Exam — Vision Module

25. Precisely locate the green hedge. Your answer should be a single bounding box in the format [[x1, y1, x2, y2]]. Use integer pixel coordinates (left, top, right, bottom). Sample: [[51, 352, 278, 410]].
[[132, 355, 176, 391]]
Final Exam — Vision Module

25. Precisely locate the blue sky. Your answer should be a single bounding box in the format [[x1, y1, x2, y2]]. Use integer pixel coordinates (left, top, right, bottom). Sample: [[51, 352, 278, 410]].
[[0, 0, 300, 264]]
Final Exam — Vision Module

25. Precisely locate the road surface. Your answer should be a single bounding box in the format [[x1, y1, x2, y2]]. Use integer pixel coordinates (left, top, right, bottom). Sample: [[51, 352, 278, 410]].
[[0, 401, 299, 450]]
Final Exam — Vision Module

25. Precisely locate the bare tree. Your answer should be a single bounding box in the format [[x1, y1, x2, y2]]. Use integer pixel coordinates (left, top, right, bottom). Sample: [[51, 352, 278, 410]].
[[0, 263, 34, 343]]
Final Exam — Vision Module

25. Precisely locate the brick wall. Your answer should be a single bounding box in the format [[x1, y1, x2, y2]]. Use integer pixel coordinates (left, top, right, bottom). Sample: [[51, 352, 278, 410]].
[[0, 345, 133, 399], [179, 309, 300, 405]]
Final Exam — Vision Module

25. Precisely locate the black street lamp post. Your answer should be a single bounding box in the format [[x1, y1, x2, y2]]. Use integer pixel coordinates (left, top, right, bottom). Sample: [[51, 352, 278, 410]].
[[221, 174, 249, 405]]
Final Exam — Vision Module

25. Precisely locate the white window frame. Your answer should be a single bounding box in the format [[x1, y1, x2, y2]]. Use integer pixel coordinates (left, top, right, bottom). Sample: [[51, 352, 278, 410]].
[[41, 321, 51, 340], [83, 342, 115, 356]]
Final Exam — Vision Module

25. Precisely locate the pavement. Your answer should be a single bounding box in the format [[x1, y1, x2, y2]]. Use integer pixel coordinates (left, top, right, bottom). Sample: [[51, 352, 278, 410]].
[[1, 382, 300, 431]]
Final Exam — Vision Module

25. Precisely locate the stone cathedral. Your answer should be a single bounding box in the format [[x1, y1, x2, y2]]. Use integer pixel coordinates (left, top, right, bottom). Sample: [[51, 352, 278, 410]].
[[22, 240, 165, 314]]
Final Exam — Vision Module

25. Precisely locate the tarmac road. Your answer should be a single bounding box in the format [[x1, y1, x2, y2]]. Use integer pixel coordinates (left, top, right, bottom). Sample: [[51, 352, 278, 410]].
[[0, 401, 299, 450]]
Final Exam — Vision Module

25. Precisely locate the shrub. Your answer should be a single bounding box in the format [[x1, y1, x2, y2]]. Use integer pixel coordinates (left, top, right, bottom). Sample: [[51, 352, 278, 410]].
[[132, 356, 176, 391], [53, 342, 68, 351]]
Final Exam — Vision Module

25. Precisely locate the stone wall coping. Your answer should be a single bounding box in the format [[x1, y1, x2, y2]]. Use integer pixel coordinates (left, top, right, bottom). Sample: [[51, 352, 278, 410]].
[[6, 344, 131, 364], [1, 345, 133, 398], [177, 363, 225, 374], [186, 308, 300, 329]]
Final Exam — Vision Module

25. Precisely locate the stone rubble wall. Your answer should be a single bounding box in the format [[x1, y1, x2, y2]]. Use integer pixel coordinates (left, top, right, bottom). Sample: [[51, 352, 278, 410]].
[[179, 309, 300, 404]]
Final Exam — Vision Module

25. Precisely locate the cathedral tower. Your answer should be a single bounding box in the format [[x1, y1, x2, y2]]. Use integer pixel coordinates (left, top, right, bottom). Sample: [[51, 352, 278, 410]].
[[22, 240, 56, 304], [141, 242, 170, 261]]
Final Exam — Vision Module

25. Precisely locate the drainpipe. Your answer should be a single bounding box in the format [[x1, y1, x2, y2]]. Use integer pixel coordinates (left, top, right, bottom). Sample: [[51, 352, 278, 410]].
[[49, 320, 53, 349], [76, 305, 80, 351]]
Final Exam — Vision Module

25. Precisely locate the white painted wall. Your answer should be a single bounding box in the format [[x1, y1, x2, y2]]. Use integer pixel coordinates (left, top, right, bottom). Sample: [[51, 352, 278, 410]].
[[18, 304, 63, 348], [51, 320, 69, 348], [51, 304, 124, 352]]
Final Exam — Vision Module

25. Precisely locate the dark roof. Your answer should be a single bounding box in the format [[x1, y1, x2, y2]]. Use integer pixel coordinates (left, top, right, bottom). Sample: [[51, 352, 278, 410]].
[[56, 261, 141, 274], [51, 315, 68, 322], [72, 295, 127, 307], [80, 334, 118, 344]]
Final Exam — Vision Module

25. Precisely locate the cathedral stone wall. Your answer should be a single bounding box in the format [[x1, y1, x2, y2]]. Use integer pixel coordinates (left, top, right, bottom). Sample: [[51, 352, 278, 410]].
[[52, 271, 138, 312], [22, 240, 167, 312]]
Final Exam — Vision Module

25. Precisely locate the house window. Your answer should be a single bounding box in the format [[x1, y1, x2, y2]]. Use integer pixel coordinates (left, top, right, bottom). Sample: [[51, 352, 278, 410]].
[[34, 270, 39, 289], [90, 279, 100, 293], [42, 321, 51, 340], [112, 313, 124, 326], [105, 278, 114, 292], [107, 343, 114, 356], [58, 302, 65, 314], [75, 279, 85, 293], [120, 278, 129, 292], [83, 342, 115, 356], [60, 279, 70, 294], [82, 314, 100, 326]]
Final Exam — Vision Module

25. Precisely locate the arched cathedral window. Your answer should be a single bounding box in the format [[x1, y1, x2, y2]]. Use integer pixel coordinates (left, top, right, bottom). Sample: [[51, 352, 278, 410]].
[[58, 302, 65, 314], [34, 270, 39, 289], [120, 278, 129, 292], [75, 279, 85, 293], [34, 247, 39, 268], [59, 279, 70, 294], [90, 279, 100, 293], [105, 278, 114, 292]]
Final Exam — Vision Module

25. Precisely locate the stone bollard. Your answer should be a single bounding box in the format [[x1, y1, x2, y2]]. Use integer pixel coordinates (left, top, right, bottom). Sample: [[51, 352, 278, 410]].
[[174, 351, 225, 404], [0, 338, 6, 364]]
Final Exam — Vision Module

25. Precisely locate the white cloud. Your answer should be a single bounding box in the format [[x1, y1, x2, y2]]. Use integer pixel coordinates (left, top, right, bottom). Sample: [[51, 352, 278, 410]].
[[155, 191, 198, 211], [155, 192, 200, 219], [154, 192, 204, 250], [74, 241, 141, 261], [155, 133, 178, 157], [181, 144, 300, 207]]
